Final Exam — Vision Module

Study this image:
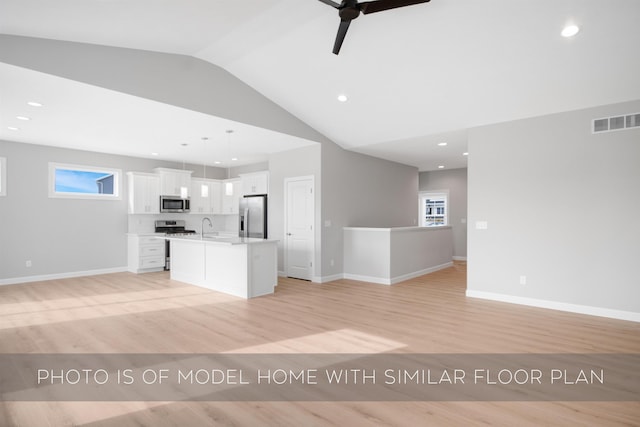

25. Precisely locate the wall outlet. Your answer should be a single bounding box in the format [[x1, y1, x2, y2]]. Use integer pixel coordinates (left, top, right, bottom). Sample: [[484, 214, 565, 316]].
[[330, 259, 335, 267], [25, 260, 32, 268], [476, 221, 488, 230], [519, 275, 527, 285]]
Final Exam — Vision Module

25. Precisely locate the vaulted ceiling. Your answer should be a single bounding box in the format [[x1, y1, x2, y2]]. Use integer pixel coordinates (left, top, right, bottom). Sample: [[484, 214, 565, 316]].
[[1, 0, 639, 170]]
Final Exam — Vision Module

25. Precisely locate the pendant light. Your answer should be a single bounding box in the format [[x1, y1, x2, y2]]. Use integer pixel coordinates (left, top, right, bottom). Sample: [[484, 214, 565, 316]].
[[201, 137, 209, 198], [179, 152, 188, 198], [225, 130, 234, 195]]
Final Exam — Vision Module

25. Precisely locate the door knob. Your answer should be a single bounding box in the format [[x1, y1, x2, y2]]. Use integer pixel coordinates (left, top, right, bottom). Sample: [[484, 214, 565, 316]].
[[287, 233, 292, 236]]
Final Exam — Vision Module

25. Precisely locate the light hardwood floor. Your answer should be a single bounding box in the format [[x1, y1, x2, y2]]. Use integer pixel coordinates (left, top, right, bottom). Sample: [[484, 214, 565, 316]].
[[1, 262, 639, 426]]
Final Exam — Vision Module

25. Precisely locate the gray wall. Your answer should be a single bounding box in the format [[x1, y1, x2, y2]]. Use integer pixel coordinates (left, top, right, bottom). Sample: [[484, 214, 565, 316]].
[[268, 145, 322, 275], [0, 140, 189, 280], [0, 134, 417, 283], [467, 99, 640, 314], [321, 142, 419, 279], [419, 168, 468, 258]]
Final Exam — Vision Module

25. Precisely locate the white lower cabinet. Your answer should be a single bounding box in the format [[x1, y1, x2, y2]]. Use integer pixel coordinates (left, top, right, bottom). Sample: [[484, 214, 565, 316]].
[[127, 234, 165, 273]]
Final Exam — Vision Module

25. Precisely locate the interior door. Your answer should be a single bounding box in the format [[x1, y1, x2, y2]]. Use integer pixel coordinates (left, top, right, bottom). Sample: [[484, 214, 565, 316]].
[[285, 177, 314, 280]]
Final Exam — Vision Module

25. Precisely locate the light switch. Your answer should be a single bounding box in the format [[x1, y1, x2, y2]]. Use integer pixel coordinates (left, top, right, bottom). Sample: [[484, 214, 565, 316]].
[[476, 221, 488, 230]]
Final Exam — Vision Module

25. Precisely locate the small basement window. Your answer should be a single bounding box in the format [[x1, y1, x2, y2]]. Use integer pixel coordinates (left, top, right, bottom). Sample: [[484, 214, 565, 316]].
[[0, 157, 6, 196], [419, 191, 448, 227], [49, 163, 122, 200]]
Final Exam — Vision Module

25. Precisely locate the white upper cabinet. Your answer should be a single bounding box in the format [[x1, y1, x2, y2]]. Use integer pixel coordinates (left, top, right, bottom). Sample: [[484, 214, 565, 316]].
[[240, 171, 269, 196], [127, 172, 160, 214], [153, 168, 192, 197], [190, 178, 222, 214], [211, 180, 222, 214], [221, 178, 241, 214]]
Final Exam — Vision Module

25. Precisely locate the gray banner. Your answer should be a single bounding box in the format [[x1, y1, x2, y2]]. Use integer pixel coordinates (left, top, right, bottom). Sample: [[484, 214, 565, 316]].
[[1, 353, 638, 401]]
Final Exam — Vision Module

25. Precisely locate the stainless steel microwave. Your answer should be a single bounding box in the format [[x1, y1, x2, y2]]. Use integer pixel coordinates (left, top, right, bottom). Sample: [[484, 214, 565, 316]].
[[160, 195, 190, 213]]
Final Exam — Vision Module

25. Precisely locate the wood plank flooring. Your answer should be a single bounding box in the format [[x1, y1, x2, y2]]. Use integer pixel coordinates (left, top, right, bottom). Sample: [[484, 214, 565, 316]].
[[1, 262, 639, 426]]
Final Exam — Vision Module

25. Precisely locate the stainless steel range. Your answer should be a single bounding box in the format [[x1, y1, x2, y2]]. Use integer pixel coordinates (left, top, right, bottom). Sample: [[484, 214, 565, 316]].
[[155, 220, 196, 270]]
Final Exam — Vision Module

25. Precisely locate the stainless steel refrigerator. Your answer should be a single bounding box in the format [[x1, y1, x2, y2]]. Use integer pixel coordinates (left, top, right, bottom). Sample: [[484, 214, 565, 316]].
[[239, 194, 267, 238]]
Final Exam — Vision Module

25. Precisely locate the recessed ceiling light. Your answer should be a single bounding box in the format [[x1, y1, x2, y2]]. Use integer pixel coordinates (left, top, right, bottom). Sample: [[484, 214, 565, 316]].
[[214, 161, 221, 165], [438, 165, 445, 169], [16, 116, 31, 121], [27, 101, 43, 107], [463, 152, 469, 156], [561, 24, 580, 38], [7, 126, 20, 131], [438, 142, 447, 146], [337, 94, 348, 103], [151, 152, 159, 156], [231, 158, 238, 161]]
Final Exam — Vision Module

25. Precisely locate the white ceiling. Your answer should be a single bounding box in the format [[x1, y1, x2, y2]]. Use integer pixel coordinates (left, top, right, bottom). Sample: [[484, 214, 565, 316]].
[[0, 62, 316, 167], [1, 0, 639, 171]]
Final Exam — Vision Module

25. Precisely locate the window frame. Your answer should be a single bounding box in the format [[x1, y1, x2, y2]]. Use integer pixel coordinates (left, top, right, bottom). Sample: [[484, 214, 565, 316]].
[[419, 190, 449, 227], [48, 162, 122, 200], [0, 157, 6, 197]]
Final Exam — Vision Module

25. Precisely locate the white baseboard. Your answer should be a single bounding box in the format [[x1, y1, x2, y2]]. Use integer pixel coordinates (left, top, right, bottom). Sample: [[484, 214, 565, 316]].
[[453, 256, 467, 261], [344, 262, 454, 286], [466, 290, 640, 323], [313, 274, 343, 283], [343, 273, 390, 285], [286, 262, 455, 285], [390, 262, 453, 285], [0, 267, 129, 286]]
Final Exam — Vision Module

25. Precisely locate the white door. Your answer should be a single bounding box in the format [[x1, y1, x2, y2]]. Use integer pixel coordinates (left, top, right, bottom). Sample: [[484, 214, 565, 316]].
[[285, 177, 314, 280]]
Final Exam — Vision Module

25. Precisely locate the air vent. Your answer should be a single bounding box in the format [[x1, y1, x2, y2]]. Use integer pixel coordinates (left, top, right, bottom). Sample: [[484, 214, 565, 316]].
[[593, 113, 640, 134]]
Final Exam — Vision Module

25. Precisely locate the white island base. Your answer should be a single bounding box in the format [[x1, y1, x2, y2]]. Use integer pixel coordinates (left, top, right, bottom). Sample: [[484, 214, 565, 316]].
[[169, 237, 278, 299]]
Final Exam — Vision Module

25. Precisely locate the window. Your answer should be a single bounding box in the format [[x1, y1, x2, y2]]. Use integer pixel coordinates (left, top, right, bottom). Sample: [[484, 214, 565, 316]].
[[49, 163, 122, 200], [0, 157, 6, 197], [419, 191, 448, 227]]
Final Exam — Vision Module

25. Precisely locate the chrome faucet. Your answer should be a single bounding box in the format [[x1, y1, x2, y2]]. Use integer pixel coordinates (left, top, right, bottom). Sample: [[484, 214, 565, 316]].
[[201, 217, 213, 238]]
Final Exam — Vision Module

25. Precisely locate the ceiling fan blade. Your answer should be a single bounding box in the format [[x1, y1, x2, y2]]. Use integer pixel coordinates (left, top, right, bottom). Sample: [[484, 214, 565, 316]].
[[333, 19, 352, 55], [359, 0, 430, 15], [317, 0, 341, 9]]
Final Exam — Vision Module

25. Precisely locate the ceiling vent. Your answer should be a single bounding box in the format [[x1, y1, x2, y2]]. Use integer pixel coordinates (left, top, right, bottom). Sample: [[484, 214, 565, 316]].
[[592, 113, 640, 134]]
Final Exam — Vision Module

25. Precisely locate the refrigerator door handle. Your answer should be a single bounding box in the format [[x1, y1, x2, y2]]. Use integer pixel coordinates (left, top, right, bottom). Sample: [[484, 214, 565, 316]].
[[242, 207, 250, 238]]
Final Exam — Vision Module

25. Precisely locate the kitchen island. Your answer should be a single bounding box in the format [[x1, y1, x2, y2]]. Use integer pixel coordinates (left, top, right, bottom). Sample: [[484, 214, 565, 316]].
[[166, 235, 278, 299]]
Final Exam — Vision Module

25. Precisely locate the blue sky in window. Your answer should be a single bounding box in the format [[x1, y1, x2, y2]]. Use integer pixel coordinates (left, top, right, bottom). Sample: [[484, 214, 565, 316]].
[[55, 169, 112, 194]]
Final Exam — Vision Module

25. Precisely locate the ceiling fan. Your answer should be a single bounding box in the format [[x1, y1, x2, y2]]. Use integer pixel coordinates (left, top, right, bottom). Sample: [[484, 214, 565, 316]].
[[318, 0, 431, 55]]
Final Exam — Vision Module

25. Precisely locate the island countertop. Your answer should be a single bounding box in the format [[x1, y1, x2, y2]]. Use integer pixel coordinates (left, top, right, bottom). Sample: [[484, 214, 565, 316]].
[[162, 235, 279, 246]]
